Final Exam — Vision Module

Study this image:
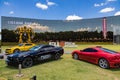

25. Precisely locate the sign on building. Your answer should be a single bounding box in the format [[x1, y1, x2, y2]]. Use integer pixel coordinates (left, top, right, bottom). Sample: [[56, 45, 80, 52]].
[[49, 41, 77, 47]]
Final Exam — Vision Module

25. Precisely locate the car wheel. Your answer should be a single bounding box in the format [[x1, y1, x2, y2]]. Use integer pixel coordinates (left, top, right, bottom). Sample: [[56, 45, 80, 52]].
[[98, 58, 109, 69], [14, 49, 20, 53], [73, 53, 79, 60], [22, 57, 33, 68], [54, 53, 61, 60]]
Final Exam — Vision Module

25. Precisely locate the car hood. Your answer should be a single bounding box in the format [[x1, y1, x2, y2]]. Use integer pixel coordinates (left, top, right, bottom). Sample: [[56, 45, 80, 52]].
[[8, 50, 34, 57]]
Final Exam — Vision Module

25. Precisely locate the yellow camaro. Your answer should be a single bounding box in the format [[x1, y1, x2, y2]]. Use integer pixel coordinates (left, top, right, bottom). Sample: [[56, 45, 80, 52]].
[[5, 43, 36, 54]]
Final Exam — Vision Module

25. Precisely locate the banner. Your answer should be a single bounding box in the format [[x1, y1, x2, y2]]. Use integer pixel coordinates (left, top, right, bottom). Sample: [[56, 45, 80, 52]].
[[102, 17, 107, 39]]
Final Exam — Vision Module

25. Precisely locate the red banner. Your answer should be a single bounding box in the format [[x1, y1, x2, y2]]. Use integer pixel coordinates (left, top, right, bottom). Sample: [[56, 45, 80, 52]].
[[102, 17, 107, 39]]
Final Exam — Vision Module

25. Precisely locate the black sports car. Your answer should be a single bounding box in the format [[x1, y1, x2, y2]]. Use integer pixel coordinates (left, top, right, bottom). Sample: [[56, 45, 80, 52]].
[[6, 44, 64, 68]]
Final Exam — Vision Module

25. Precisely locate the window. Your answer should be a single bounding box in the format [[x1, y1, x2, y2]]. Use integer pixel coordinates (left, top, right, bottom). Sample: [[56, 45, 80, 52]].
[[42, 45, 54, 48], [100, 48, 118, 54], [29, 45, 42, 51], [83, 48, 98, 52], [18, 43, 24, 46], [25, 44, 32, 46], [41, 45, 54, 50]]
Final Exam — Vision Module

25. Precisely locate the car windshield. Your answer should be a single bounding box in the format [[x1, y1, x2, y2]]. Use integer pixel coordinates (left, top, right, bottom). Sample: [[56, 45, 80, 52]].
[[100, 48, 118, 54], [18, 43, 24, 46], [29, 45, 42, 51]]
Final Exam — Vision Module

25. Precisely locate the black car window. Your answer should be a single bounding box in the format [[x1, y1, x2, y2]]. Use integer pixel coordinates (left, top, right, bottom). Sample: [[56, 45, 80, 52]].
[[29, 45, 42, 51], [25, 44, 32, 46], [42, 45, 54, 48], [18, 43, 24, 46], [41, 45, 54, 50], [91, 49, 98, 52], [83, 48, 98, 52], [42, 45, 49, 48]]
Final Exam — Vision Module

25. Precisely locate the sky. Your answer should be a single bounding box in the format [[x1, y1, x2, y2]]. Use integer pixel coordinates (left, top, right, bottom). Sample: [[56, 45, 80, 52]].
[[0, 0, 120, 21], [0, 0, 120, 40]]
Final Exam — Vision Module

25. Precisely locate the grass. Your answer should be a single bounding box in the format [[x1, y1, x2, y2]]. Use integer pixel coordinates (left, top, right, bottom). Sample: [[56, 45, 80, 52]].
[[0, 44, 120, 80], [0, 54, 120, 80]]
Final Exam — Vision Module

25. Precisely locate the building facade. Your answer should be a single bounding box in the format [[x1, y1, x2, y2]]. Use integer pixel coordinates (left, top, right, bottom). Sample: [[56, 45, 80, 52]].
[[113, 26, 120, 44], [1, 15, 120, 43], [2, 16, 120, 32]]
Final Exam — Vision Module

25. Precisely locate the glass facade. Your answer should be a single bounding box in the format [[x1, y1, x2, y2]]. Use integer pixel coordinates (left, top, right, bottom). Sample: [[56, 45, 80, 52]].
[[1, 15, 120, 44], [113, 26, 120, 44], [1, 16, 120, 33]]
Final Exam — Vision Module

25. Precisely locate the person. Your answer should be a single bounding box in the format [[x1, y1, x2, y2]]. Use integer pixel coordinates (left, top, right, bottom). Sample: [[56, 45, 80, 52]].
[[0, 54, 4, 59]]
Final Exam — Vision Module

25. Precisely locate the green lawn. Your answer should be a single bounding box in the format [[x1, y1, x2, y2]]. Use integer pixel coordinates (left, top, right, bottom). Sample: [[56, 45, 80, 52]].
[[0, 44, 120, 80]]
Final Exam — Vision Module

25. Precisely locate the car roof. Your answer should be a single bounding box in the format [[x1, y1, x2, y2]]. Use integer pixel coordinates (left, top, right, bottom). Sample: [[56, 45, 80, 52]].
[[19, 43, 34, 44], [86, 46, 102, 50], [85, 46, 118, 54], [19, 43, 35, 44], [37, 44, 54, 47]]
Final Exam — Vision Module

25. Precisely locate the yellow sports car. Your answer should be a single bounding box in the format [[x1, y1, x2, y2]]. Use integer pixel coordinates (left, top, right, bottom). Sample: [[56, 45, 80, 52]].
[[5, 43, 36, 54]]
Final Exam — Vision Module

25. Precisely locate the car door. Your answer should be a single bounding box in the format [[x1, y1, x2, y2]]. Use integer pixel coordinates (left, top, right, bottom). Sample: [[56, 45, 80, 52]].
[[38, 45, 53, 60], [85, 48, 98, 63], [18, 44, 25, 51], [41, 45, 54, 53], [80, 48, 98, 62], [80, 48, 91, 61]]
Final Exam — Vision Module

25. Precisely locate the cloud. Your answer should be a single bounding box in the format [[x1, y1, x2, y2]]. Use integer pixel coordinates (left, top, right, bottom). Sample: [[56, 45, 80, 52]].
[[66, 14, 83, 20], [36, 0, 56, 10], [107, 0, 117, 2], [76, 27, 91, 32], [100, 7, 115, 13], [33, 25, 49, 31], [114, 11, 120, 16], [9, 11, 14, 14], [36, 2, 48, 10], [46, 0, 56, 6], [94, 0, 117, 7], [4, 2, 10, 6], [27, 23, 51, 32], [94, 3, 105, 7]]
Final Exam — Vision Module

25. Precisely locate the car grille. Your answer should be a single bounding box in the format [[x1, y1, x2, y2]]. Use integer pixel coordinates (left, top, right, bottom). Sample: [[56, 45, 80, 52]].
[[7, 56, 17, 61], [5, 49, 11, 52], [7, 56, 12, 61], [6, 49, 11, 50]]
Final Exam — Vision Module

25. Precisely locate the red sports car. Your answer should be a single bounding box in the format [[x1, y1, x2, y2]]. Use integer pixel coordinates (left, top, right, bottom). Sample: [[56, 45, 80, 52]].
[[71, 46, 120, 69]]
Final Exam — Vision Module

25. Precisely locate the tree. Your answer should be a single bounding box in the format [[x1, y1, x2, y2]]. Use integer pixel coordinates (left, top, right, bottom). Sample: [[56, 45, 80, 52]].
[[2, 29, 18, 42]]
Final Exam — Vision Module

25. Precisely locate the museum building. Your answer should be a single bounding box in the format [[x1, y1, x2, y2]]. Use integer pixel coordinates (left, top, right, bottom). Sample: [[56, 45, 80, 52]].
[[1, 16, 120, 44]]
